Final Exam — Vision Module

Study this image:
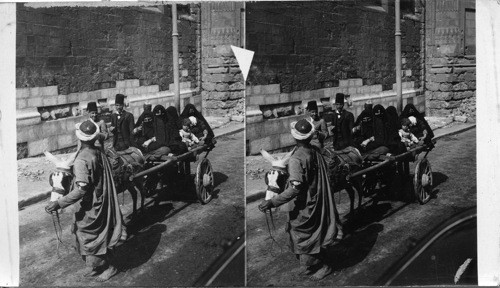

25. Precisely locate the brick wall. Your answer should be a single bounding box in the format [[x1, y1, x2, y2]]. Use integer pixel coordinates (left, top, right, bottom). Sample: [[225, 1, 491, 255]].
[[200, 2, 245, 117], [424, 0, 476, 122], [246, 1, 423, 93], [16, 4, 200, 93], [15, 4, 204, 157]]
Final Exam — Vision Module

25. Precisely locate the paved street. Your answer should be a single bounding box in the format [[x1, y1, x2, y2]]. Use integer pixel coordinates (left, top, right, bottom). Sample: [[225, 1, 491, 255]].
[[18, 131, 244, 286], [246, 128, 476, 286]]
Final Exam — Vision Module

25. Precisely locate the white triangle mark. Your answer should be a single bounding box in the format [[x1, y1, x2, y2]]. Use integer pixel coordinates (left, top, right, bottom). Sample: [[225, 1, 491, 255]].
[[231, 45, 254, 82]]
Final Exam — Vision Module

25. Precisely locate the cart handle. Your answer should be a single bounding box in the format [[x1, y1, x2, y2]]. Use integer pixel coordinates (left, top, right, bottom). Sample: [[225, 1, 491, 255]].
[[346, 141, 435, 181], [130, 141, 214, 181]]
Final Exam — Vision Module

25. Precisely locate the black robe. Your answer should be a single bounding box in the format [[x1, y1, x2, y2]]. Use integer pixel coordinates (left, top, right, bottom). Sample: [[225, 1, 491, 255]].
[[180, 103, 215, 143]]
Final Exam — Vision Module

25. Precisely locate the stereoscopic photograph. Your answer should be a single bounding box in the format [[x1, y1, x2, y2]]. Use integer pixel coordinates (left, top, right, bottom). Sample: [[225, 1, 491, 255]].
[[13, 2, 245, 286], [245, 0, 477, 286]]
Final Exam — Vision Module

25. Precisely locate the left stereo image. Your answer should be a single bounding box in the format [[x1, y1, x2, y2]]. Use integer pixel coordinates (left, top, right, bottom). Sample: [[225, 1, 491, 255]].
[[14, 2, 245, 286]]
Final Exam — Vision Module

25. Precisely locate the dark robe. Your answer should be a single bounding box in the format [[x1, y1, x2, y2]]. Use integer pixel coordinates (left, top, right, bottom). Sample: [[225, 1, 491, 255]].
[[354, 105, 374, 148], [331, 109, 354, 150], [270, 144, 342, 255], [385, 106, 404, 154], [57, 144, 123, 257], [147, 105, 169, 153], [111, 110, 135, 151], [180, 103, 215, 144], [134, 111, 154, 149], [165, 106, 188, 155]]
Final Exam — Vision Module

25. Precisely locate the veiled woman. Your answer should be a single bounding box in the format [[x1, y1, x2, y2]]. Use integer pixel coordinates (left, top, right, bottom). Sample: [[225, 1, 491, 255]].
[[400, 103, 434, 143], [165, 106, 188, 155], [180, 103, 215, 145]]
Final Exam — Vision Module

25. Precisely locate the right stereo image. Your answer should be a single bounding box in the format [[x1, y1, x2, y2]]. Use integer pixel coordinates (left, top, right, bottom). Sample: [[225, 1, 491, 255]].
[[245, 1, 477, 286]]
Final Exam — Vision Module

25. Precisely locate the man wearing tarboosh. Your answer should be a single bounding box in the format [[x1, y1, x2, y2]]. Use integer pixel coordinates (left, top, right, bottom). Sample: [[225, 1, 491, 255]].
[[45, 120, 125, 282], [259, 118, 343, 280], [87, 101, 109, 150], [110, 94, 135, 151]]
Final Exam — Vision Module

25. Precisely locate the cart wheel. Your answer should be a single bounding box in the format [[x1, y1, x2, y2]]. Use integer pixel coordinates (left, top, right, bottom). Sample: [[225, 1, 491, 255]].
[[414, 158, 433, 204], [196, 158, 214, 204]]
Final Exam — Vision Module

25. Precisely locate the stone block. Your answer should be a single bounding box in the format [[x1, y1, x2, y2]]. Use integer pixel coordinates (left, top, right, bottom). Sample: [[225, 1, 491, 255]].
[[229, 91, 244, 100], [17, 88, 30, 99], [215, 83, 229, 92], [249, 136, 273, 155], [349, 79, 363, 87], [264, 94, 280, 105], [339, 80, 349, 87], [181, 70, 189, 77], [454, 115, 467, 123], [429, 67, 452, 74], [279, 132, 295, 148], [27, 97, 43, 108], [279, 93, 290, 103], [432, 92, 453, 101], [348, 87, 357, 95], [453, 82, 468, 91], [264, 120, 284, 135], [370, 85, 383, 93], [16, 99, 28, 109], [439, 83, 453, 91], [427, 82, 440, 91], [261, 84, 281, 95], [29, 87, 40, 97], [17, 125, 34, 143], [42, 96, 58, 106], [229, 82, 244, 91], [246, 114, 264, 125], [40, 86, 58, 96], [28, 137, 58, 156], [148, 85, 160, 93], [206, 67, 228, 74], [57, 133, 76, 149]]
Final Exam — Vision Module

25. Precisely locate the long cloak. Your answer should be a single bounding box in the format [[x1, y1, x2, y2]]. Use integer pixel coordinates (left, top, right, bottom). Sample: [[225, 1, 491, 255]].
[[59, 146, 123, 256], [271, 145, 342, 255]]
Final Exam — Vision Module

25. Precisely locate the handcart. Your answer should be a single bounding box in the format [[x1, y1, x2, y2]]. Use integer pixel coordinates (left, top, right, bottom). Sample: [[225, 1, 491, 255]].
[[347, 139, 436, 204]]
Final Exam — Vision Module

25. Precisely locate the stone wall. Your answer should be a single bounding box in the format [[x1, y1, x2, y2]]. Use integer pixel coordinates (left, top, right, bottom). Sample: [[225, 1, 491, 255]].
[[200, 2, 245, 117], [246, 1, 423, 93], [16, 4, 200, 94], [246, 81, 424, 155], [424, 0, 476, 122], [16, 79, 200, 158]]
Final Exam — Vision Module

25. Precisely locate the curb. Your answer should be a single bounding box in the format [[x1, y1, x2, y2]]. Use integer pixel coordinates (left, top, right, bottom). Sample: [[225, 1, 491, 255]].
[[18, 122, 245, 210], [245, 124, 476, 204]]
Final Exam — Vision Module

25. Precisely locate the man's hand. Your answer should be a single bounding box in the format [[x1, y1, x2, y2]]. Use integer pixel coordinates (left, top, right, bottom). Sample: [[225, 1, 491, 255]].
[[258, 200, 273, 212], [45, 201, 60, 213]]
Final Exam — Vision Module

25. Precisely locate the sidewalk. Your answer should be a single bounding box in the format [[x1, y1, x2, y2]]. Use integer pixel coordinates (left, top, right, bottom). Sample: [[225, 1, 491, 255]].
[[17, 120, 243, 209], [246, 118, 476, 203]]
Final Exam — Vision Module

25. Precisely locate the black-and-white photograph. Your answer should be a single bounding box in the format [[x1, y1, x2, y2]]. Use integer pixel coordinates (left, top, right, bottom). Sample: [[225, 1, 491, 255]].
[[13, 2, 245, 286], [245, 0, 477, 286]]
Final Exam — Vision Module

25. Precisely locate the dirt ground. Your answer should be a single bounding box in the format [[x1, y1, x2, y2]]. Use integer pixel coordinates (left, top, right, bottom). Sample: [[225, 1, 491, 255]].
[[18, 132, 245, 286], [246, 129, 477, 286]]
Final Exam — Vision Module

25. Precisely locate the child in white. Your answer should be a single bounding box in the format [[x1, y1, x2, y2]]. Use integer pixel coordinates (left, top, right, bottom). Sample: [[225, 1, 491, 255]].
[[399, 117, 419, 147], [180, 118, 199, 147]]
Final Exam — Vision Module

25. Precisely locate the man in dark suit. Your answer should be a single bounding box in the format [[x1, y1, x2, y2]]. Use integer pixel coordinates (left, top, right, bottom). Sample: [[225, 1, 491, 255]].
[[330, 93, 354, 150], [110, 94, 135, 151]]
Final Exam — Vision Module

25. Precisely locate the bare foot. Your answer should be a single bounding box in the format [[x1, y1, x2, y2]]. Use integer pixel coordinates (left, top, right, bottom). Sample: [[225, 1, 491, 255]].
[[310, 265, 332, 281], [82, 266, 104, 278], [96, 266, 118, 282], [298, 267, 314, 276]]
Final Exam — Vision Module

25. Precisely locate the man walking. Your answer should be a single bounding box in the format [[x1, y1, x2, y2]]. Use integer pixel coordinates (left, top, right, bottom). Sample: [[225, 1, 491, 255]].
[[258, 119, 343, 280], [110, 94, 135, 151], [45, 120, 125, 281], [331, 93, 354, 150]]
